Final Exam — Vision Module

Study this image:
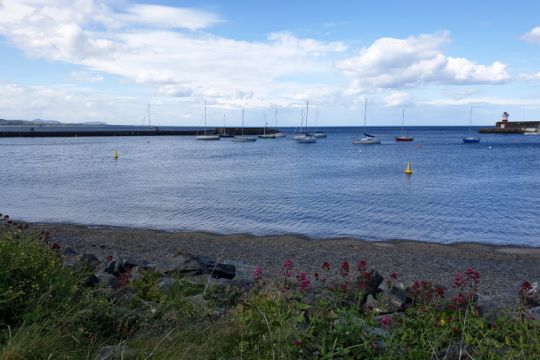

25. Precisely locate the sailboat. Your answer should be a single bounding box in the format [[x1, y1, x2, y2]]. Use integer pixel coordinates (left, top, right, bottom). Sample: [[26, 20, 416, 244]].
[[313, 110, 327, 138], [233, 109, 257, 142], [259, 113, 276, 139], [296, 101, 316, 143], [219, 114, 234, 137], [353, 98, 381, 145], [196, 101, 220, 140], [273, 109, 286, 138], [463, 107, 480, 143], [395, 109, 414, 142]]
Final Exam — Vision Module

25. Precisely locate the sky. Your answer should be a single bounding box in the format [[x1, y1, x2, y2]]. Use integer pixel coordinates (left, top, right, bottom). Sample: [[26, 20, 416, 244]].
[[1, 0, 540, 126]]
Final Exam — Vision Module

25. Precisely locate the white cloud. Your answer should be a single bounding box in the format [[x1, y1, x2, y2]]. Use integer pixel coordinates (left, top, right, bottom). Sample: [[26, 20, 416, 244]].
[[519, 71, 540, 81], [337, 31, 510, 89], [70, 71, 104, 83], [522, 26, 540, 44], [383, 92, 414, 107], [0, 1, 347, 109]]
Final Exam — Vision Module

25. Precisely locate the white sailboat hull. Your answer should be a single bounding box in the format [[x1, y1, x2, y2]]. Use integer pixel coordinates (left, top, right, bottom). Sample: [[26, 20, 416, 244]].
[[233, 136, 257, 142], [296, 136, 316, 143], [353, 137, 381, 145], [196, 135, 220, 140]]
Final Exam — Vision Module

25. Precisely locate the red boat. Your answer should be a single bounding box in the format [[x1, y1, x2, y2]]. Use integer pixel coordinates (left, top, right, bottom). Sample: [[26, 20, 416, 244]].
[[395, 136, 414, 142]]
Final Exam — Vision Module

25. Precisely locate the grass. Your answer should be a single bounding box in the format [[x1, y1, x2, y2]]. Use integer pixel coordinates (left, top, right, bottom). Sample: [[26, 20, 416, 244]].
[[0, 222, 539, 359]]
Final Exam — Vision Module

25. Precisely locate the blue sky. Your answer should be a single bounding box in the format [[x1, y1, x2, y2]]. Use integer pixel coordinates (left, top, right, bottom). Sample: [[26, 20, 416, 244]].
[[1, 0, 540, 126]]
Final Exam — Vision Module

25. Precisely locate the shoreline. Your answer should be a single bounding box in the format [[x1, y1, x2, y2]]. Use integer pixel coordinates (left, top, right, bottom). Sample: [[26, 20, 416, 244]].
[[23, 221, 540, 306]]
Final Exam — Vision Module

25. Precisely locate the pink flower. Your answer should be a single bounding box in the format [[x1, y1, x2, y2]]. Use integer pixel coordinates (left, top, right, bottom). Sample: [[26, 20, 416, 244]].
[[340, 261, 350, 277], [452, 293, 466, 306], [297, 272, 311, 290], [293, 338, 302, 347], [390, 272, 398, 280], [435, 286, 445, 298], [313, 272, 319, 280], [283, 259, 293, 277], [357, 260, 367, 272], [321, 261, 330, 271], [340, 282, 348, 292], [283, 259, 293, 270], [253, 266, 263, 281], [380, 316, 392, 329], [465, 267, 480, 282], [452, 272, 466, 289]]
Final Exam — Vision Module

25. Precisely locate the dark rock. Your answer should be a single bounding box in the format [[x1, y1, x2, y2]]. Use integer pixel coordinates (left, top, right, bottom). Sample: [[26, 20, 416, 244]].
[[62, 247, 79, 256], [223, 260, 257, 286], [80, 253, 100, 272], [96, 273, 119, 289], [121, 256, 149, 269], [195, 255, 235, 279], [155, 254, 201, 275], [376, 284, 408, 313], [104, 260, 117, 274], [84, 274, 100, 288]]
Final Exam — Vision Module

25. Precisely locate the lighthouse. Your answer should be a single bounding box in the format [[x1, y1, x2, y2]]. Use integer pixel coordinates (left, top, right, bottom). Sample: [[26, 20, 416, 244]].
[[500, 112, 509, 128]]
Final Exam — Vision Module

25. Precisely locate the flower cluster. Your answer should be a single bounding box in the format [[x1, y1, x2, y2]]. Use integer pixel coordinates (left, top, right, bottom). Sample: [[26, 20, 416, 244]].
[[252, 266, 263, 282], [296, 272, 311, 290]]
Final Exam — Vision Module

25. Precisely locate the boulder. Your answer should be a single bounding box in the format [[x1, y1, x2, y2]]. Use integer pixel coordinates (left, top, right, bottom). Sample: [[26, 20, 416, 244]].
[[223, 260, 257, 286], [62, 247, 79, 256], [194, 255, 235, 279], [96, 273, 119, 289], [80, 253, 100, 272], [84, 274, 100, 288], [154, 254, 201, 275], [376, 285, 408, 313]]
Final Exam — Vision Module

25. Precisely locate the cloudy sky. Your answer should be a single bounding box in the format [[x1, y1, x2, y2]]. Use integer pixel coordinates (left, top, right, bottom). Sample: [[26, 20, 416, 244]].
[[1, 0, 540, 126]]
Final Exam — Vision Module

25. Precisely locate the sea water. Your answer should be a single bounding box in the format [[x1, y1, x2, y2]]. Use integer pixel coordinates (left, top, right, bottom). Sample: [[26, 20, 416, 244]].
[[1, 127, 539, 246]]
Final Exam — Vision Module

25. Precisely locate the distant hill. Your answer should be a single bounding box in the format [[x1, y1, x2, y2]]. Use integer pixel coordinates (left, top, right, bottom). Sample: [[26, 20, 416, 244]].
[[0, 119, 108, 126]]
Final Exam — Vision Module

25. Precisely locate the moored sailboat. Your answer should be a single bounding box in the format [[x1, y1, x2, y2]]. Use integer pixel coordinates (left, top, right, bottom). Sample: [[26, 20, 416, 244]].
[[233, 108, 257, 142], [353, 98, 381, 145], [395, 109, 414, 142], [296, 101, 316, 143], [196, 101, 220, 140], [463, 106, 480, 143]]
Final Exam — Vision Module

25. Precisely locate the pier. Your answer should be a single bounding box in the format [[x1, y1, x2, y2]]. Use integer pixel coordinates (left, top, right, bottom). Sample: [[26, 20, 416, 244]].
[[0, 127, 277, 138]]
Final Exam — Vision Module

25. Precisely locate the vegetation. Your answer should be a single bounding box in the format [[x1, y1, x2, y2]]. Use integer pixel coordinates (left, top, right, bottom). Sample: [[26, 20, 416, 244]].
[[0, 221, 539, 359]]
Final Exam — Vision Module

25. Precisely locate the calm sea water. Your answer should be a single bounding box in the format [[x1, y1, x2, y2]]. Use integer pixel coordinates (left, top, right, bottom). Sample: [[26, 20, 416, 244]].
[[1, 127, 539, 246]]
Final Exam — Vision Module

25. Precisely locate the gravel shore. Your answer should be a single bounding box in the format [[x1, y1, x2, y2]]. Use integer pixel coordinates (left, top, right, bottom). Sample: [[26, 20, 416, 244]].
[[31, 222, 540, 305]]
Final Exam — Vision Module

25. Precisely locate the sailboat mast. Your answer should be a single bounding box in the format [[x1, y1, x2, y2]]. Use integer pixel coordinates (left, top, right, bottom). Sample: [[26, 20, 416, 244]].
[[363, 97, 368, 134], [148, 103, 151, 127], [315, 109, 318, 132], [468, 106, 473, 136], [401, 108, 405, 134], [306, 101, 309, 133], [242, 108, 244, 136], [204, 100, 207, 134]]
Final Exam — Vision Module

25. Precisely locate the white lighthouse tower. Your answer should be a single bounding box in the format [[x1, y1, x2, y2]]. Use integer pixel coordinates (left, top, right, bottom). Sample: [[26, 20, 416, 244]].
[[500, 112, 509, 128]]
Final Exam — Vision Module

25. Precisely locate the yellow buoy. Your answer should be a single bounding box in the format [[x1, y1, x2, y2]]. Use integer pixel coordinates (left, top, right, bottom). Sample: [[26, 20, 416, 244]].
[[113, 150, 119, 160], [404, 160, 412, 175]]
